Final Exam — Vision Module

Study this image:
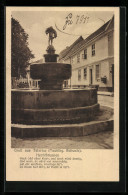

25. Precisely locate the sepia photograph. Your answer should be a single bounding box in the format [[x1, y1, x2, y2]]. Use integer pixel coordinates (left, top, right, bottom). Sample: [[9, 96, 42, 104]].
[[10, 10, 115, 149], [5, 6, 120, 182]]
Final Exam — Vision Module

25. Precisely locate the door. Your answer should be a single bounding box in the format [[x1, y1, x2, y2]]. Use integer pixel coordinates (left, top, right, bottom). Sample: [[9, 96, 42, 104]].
[[89, 69, 93, 85]]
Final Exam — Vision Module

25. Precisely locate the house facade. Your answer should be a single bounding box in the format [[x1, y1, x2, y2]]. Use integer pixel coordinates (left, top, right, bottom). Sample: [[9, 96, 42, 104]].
[[59, 16, 114, 92]]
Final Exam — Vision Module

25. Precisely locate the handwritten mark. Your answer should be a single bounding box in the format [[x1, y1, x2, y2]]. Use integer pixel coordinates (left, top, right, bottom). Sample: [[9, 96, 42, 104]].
[[55, 23, 90, 36], [76, 15, 90, 24], [63, 13, 73, 30], [63, 13, 90, 30]]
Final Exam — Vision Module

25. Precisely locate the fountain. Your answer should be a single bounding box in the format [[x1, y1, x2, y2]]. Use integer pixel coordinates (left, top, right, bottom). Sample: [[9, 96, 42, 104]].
[[11, 27, 113, 138]]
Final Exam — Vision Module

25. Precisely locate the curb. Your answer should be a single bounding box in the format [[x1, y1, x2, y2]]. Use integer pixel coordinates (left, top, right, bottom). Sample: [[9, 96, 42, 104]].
[[11, 119, 113, 138], [97, 92, 114, 97]]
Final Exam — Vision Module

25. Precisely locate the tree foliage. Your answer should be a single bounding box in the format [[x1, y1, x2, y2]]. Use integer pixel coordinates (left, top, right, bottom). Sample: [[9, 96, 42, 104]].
[[11, 17, 34, 78]]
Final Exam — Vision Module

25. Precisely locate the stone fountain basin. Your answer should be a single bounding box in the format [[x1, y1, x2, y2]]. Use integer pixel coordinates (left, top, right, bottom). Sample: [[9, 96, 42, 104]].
[[11, 88, 99, 125], [30, 63, 71, 80], [11, 106, 113, 138], [11, 89, 97, 109]]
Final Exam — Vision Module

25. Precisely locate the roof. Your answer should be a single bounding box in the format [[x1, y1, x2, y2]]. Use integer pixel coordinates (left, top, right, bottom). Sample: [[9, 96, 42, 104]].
[[59, 36, 84, 60], [59, 16, 114, 60], [31, 58, 44, 64], [26, 58, 44, 71]]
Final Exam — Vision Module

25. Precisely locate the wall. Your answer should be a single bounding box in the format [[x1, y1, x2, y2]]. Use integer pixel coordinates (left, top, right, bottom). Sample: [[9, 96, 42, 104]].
[[62, 31, 114, 90], [71, 35, 108, 70], [108, 31, 114, 56], [70, 58, 114, 88]]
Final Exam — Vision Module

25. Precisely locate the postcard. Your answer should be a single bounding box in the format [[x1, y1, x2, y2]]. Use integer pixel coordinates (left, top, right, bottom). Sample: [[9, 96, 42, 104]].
[[6, 7, 119, 181]]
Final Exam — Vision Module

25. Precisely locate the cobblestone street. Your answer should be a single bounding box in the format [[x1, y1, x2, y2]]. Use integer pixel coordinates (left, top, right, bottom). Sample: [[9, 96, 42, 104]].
[[12, 130, 113, 149], [11, 95, 114, 149]]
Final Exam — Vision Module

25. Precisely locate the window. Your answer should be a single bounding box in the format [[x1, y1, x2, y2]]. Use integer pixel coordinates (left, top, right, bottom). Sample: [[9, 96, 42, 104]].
[[77, 53, 80, 63], [96, 64, 100, 79], [78, 69, 81, 81], [71, 57, 74, 64], [64, 80, 68, 88], [84, 68, 87, 80], [84, 49, 87, 59], [92, 44, 95, 56], [82, 49, 87, 59]]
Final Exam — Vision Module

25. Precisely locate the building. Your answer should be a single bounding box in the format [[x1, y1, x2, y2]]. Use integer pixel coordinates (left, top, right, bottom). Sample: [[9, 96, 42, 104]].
[[11, 59, 43, 89], [59, 16, 114, 92]]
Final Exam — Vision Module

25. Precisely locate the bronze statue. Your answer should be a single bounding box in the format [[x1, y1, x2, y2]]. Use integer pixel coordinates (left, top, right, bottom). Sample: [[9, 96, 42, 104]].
[[45, 26, 57, 46]]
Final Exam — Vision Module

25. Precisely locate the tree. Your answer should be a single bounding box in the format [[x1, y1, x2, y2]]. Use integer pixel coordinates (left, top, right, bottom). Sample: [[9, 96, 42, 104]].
[[11, 17, 34, 78]]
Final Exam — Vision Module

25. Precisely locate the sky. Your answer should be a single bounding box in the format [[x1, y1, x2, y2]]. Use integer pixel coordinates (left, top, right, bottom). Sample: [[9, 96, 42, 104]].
[[12, 11, 114, 62]]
